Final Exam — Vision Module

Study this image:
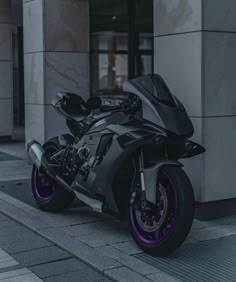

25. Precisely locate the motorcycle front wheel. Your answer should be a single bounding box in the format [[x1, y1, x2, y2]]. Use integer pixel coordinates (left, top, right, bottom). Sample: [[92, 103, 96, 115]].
[[128, 166, 194, 256]]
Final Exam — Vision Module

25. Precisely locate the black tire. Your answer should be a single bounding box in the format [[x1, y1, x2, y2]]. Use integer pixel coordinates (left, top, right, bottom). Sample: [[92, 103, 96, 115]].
[[128, 166, 194, 256], [31, 137, 75, 212]]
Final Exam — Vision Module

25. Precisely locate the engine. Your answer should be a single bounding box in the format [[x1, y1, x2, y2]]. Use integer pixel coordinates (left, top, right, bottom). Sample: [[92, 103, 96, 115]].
[[61, 144, 94, 182]]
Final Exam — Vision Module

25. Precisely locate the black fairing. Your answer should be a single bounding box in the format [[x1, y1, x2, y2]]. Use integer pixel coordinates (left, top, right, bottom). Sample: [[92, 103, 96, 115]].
[[124, 74, 194, 138], [156, 99, 194, 138]]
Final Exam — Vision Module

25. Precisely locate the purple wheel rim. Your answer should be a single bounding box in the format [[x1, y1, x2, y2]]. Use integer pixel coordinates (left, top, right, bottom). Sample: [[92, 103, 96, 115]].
[[32, 166, 55, 201], [129, 172, 178, 245]]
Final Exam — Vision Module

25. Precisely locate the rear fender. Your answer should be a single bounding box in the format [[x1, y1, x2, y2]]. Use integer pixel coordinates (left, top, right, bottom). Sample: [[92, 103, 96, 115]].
[[143, 160, 183, 204]]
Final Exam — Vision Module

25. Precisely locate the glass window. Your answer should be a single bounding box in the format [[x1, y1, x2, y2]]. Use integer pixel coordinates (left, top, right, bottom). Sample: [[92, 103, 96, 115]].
[[91, 32, 128, 52], [138, 55, 153, 76], [91, 53, 128, 94], [90, 0, 153, 95]]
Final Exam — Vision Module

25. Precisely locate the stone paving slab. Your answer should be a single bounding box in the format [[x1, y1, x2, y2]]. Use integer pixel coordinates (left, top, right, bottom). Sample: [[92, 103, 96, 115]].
[[147, 272, 181, 282], [0, 200, 50, 230], [0, 250, 14, 264], [1, 272, 42, 282], [105, 267, 151, 282], [0, 260, 19, 270], [212, 214, 236, 226], [0, 268, 30, 280], [44, 268, 109, 282], [0, 143, 27, 160], [0, 249, 18, 271], [0, 180, 83, 212], [0, 214, 110, 282], [191, 224, 236, 241], [12, 246, 71, 267], [0, 269, 43, 281], [29, 258, 87, 279], [0, 214, 8, 222], [64, 220, 131, 248], [97, 245, 158, 276], [39, 227, 122, 272], [0, 161, 31, 181], [0, 153, 20, 162], [1, 185, 236, 281], [0, 229, 43, 246], [111, 241, 142, 256], [0, 190, 108, 228], [0, 236, 53, 255]]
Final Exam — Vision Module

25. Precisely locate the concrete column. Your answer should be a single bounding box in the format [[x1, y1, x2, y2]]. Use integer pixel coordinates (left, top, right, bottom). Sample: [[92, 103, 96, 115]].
[[23, 0, 90, 144], [154, 0, 236, 202], [0, 0, 13, 138]]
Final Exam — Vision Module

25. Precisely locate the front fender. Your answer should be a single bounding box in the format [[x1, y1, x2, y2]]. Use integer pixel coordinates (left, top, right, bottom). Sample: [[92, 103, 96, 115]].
[[143, 160, 183, 204]]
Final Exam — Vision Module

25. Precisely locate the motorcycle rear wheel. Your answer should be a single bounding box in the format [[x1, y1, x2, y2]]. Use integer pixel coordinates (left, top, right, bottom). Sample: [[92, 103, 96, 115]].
[[31, 138, 75, 212], [128, 166, 194, 256]]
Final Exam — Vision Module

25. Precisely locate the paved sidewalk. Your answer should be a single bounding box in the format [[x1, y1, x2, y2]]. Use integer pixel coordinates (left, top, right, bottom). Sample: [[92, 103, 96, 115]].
[[0, 144, 30, 182], [1, 145, 236, 281], [0, 213, 110, 282]]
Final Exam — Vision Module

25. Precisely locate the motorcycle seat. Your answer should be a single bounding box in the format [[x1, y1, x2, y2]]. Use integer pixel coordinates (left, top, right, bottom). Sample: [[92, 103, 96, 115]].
[[52, 92, 90, 122]]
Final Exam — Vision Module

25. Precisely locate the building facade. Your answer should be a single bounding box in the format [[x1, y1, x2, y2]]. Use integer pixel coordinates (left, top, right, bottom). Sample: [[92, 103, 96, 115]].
[[0, 0, 236, 211]]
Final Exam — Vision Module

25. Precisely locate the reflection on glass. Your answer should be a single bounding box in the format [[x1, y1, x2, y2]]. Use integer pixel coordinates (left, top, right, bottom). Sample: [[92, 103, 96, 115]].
[[91, 54, 128, 94], [138, 33, 153, 50], [91, 32, 128, 51], [90, 0, 153, 95], [140, 55, 152, 76]]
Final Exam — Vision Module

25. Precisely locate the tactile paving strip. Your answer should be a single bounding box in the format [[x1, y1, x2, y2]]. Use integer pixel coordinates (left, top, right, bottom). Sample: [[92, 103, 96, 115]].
[[136, 235, 236, 282]]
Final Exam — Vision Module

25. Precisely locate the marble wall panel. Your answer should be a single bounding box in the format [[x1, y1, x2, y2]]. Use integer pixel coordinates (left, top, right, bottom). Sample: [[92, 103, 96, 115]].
[[25, 103, 45, 144], [45, 52, 89, 104], [44, 0, 89, 52], [204, 116, 236, 201], [204, 32, 236, 116], [24, 52, 44, 104], [154, 32, 202, 117], [154, 0, 202, 36], [23, 0, 43, 53], [203, 0, 236, 32]]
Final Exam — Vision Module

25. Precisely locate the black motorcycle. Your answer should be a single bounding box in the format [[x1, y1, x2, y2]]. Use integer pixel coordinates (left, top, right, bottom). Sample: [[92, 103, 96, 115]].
[[28, 74, 205, 256]]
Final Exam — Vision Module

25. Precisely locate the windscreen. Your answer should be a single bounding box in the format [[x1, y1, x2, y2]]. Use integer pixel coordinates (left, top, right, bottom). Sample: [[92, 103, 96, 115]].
[[133, 74, 176, 107]]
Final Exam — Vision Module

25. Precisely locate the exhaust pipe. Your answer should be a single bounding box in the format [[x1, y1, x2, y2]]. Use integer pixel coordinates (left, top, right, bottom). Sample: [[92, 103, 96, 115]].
[[27, 141, 74, 194], [27, 141, 45, 170]]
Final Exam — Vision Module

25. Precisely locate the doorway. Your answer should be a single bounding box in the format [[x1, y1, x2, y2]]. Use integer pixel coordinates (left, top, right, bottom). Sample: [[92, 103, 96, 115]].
[[90, 0, 153, 95]]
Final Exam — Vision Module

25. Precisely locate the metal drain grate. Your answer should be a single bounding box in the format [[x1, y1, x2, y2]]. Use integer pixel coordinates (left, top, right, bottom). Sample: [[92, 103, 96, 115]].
[[136, 236, 236, 282], [0, 180, 82, 209], [0, 152, 20, 162]]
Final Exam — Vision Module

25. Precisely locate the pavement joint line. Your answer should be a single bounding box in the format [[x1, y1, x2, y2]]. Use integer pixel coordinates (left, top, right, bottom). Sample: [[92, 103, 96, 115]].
[[25, 256, 75, 268], [0, 193, 123, 281], [0, 190, 188, 282], [0, 268, 31, 280], [104, 266, 153, 282]]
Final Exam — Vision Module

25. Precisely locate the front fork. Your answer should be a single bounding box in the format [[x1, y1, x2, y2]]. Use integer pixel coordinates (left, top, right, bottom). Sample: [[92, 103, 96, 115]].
[[138, 148, 146, 194], [130, 148, 156, 211]]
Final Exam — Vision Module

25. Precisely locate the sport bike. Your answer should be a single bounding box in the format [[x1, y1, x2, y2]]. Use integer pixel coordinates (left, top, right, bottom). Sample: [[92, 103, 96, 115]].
[[28, 74, 205, 256]]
